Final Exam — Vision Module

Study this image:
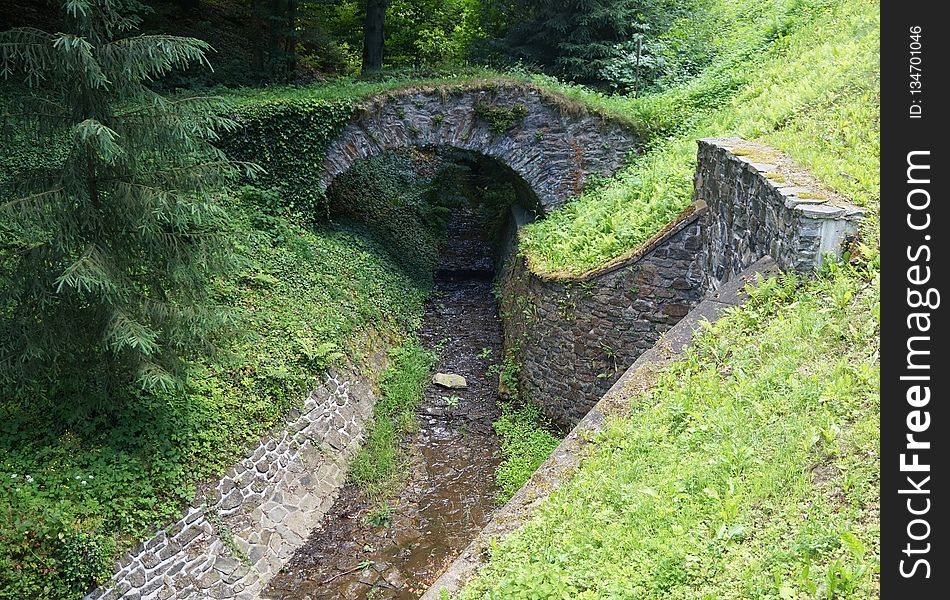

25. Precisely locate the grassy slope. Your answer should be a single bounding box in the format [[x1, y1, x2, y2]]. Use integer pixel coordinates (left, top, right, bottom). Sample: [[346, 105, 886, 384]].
[[454, 0, 881, 598], [460, 264, 880, 599], [0, 199, 428, 597], [518, 0, 879, 276]]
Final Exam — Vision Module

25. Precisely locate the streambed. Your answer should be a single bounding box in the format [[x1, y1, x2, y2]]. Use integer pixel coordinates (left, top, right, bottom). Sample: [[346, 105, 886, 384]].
[[263, 208, 505, 599]]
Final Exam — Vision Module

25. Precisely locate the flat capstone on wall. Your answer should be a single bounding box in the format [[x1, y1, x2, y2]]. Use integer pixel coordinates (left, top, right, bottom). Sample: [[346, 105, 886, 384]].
[[696, 137, 866, 289]]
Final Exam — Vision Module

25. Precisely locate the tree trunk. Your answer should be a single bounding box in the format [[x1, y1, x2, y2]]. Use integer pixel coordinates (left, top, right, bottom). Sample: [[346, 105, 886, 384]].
[[283, 0, 298, 79], [362, 0, 386, 72]]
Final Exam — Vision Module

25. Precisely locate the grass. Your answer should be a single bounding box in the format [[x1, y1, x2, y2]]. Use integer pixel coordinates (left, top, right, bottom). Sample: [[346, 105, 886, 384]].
[[221, 66, 507, 107], [0, 193, 429, 598], [448, 1, 881, 597], [518, 0, 880, 276], [493, 403, 561, 503], [349, 338, 435, 499], [458, 258, 880, 599]]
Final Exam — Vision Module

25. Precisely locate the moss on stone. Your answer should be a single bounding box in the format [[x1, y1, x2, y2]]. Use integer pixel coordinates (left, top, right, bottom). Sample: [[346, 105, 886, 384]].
[[473, 101, 529, 134]]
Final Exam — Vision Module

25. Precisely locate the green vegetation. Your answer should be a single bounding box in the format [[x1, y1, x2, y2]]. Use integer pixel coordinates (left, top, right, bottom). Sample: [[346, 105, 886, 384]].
[[0, 190, 428, 597], [219, 97, 353, 218], [497, 0, 700, 92], [493, 403, 561, 502], [473, 100, 529, 134], [490, 355, 560, 502], [0, 1, 253, 392], [460, 258, 880, 599], [328, 149, 455, 279], [519, 0, 879, 276], [350, 339, 435, 498], [2, 0, 880, 597]]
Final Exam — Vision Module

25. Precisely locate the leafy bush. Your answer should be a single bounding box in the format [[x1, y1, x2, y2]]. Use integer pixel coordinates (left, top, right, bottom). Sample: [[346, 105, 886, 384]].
[[488, 354, 560, 502], [219, 98, 354, 218]]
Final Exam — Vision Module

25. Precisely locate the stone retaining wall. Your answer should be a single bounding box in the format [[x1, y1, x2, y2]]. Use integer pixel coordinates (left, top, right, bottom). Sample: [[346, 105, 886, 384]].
[[498, 203, 707, 428], [84, 332, 393, 600], [696, 137, 866, 289], [498, 138, 866, 428]]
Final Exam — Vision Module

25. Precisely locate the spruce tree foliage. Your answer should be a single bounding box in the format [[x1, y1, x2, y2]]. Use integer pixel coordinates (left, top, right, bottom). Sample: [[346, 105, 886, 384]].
[[499, 0, 676, 89], [0, 0, 258, 396]]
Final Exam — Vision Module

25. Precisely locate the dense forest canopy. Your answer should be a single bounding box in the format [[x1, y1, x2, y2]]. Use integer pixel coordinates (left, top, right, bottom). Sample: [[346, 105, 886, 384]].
[[1, 0, 706, 91]]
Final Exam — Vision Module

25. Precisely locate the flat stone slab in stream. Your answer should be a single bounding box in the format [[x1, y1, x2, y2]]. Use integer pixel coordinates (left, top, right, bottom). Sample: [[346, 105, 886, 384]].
[[433, 373, 468, 389]]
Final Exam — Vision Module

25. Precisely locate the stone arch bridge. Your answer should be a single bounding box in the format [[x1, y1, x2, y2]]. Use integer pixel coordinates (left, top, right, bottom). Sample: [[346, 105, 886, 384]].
[[319, 82, 641, 213]]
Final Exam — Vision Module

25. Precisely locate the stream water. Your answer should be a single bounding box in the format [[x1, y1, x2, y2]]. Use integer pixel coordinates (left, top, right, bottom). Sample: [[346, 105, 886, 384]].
[[263, 207, 505, 599]]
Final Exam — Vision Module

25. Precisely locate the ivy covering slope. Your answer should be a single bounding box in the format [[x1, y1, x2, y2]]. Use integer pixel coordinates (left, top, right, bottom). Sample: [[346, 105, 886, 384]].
[[0, 189, 429, 598]]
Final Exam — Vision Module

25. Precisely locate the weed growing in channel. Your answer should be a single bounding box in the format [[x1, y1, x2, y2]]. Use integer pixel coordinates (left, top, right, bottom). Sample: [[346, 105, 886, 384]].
[[350, 340, 435, 499], [489, 354, 561, 503]]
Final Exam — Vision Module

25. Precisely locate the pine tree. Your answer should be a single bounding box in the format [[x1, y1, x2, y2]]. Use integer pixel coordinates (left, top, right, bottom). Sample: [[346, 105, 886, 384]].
[[0, 0, 258, 396]]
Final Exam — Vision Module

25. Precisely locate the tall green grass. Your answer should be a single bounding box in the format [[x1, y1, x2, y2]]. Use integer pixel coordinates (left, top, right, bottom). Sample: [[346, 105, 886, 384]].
[[520, 0, 879, 276], [350, 339, 435, 498]]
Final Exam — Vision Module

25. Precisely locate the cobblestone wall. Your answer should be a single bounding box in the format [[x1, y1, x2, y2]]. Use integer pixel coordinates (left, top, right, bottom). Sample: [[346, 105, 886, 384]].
[[499, 204, 707, 427], [500, 138, 867, 428], [84, 333, 393, 600]]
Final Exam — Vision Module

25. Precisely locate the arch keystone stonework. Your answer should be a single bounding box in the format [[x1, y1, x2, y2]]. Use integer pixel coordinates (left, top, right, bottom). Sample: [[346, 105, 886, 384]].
[[319, 82, 641, 212]]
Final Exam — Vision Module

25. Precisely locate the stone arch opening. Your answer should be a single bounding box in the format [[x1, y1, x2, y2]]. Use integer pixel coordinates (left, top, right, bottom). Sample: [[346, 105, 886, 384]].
[[319, 82, 640, 215], [324, 145, 538, 282]]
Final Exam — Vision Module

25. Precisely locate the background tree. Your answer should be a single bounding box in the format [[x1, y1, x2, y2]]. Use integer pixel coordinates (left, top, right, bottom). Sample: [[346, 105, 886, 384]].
[[0, 0, 257, 397], [362, 0, 387, 71], [496, 0, 683, 90], [249, 0, 299, 82]]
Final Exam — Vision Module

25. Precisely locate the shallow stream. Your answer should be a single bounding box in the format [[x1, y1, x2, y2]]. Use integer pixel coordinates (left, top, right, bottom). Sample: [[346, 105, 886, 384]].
[[263, 207, 505, 599]]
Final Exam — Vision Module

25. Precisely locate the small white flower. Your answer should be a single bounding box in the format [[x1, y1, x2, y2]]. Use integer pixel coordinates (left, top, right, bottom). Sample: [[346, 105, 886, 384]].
[[10, 474, 16, 479], [75, 475, 81, 480], [81, 480, 87, 486], [24, 475, 33, 483]]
